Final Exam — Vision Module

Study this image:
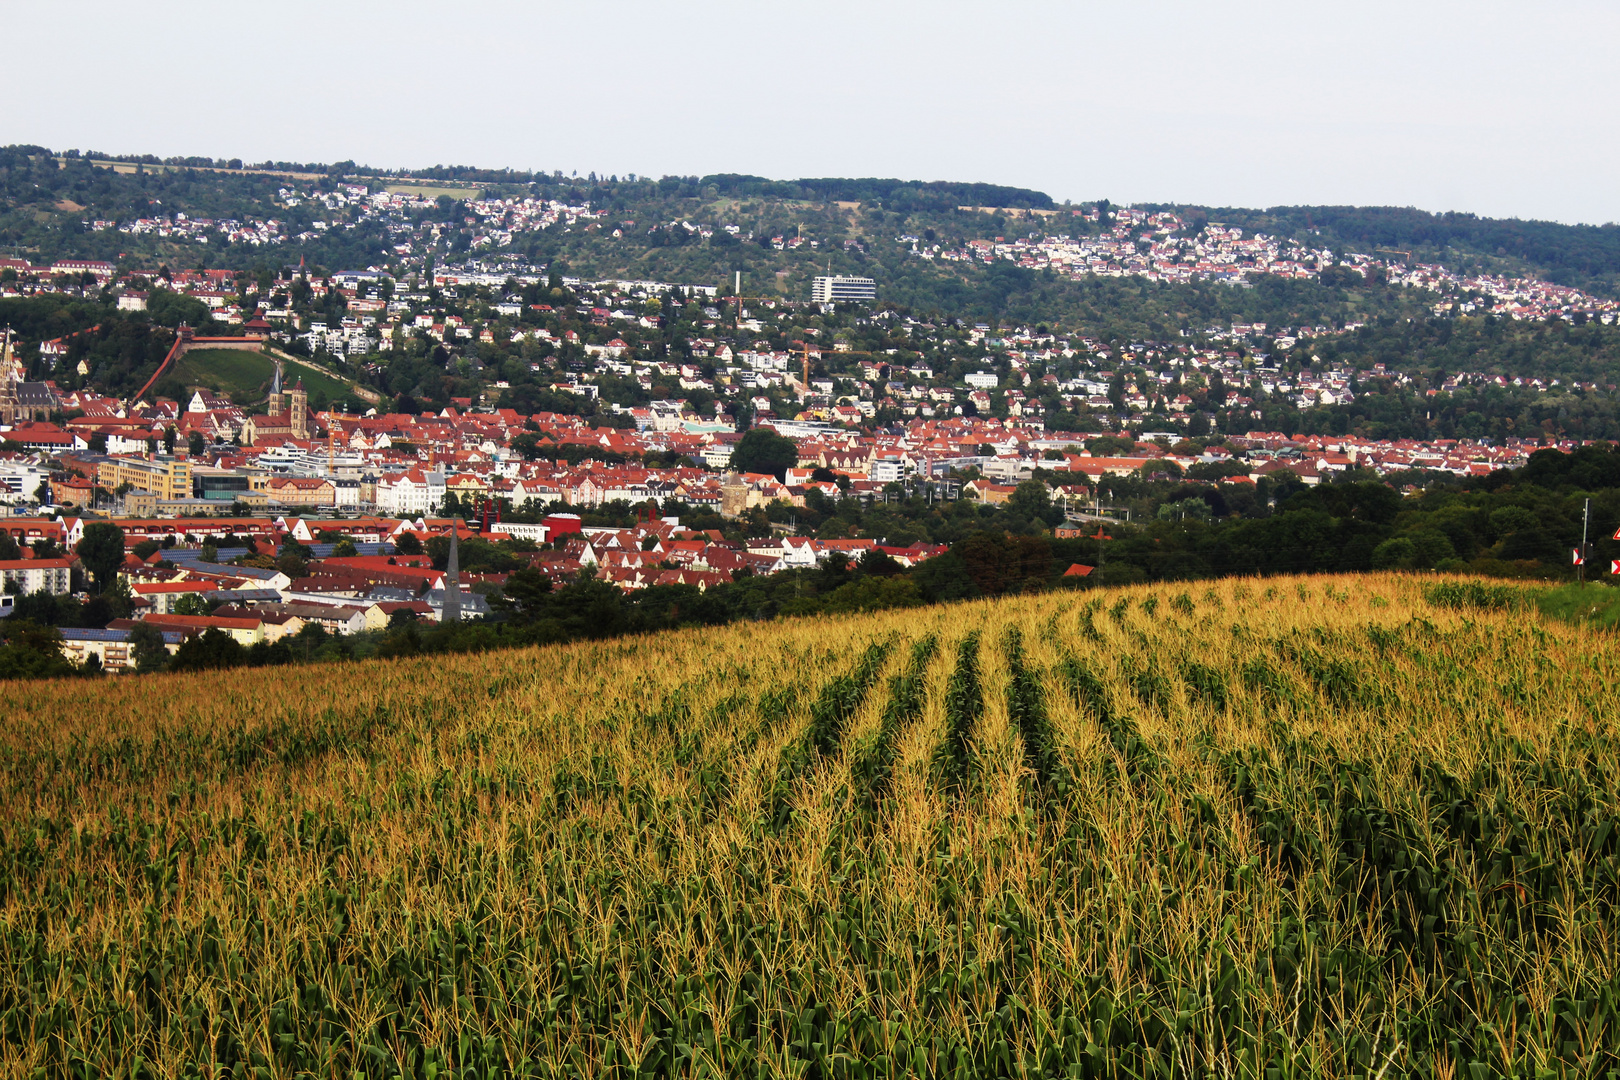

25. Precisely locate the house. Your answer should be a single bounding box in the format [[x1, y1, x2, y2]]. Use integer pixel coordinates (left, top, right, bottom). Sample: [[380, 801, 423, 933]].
[[265, 476, 337, 507], [220, 601, 367, 636], [180, 561, 293, 592], [0, 557, 77, 596], [964, 479, 1017, 505], [209, 605, 305, 642], [375, 469, 446, 515], [138, 612, 269, 645], [59, 626, 186, 672], [130, 580, 220, 614]]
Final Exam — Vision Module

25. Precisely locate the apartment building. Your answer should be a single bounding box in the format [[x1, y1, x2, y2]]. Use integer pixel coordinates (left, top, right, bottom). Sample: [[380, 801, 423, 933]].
[[811, 276, 877, 304], [97, 454, 193, 501]]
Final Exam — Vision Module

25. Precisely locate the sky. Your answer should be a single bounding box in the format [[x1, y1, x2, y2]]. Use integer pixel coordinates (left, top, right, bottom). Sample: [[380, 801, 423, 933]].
[[10, 0, 1618, 224]]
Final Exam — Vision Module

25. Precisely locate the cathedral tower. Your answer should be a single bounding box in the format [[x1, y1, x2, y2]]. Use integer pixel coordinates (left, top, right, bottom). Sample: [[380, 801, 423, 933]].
[[268, 360, 284, 419], [288, 377, 309, 439]]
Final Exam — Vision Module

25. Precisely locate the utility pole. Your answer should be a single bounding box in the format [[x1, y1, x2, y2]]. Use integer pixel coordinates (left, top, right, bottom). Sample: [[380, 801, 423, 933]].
[[1089, 523, 1110, 575], [1581, 497, 1591, 587]]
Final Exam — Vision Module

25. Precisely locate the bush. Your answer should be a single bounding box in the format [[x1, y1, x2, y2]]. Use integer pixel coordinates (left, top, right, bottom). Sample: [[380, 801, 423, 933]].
[[1370, 537, 1416, 569], [1423, 580, 1526, 611]]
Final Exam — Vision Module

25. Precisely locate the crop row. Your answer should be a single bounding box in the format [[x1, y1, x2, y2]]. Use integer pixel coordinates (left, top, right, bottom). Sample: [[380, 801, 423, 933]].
[[2, 576, 1619, 1077]]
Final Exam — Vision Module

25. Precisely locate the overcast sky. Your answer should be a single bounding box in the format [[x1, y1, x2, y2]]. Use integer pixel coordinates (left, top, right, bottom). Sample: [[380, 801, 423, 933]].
[[10, 0, 1617, 224]]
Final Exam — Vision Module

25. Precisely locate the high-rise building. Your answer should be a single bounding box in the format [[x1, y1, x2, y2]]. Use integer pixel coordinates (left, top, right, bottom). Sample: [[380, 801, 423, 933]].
[[812, 276, 876, 304]]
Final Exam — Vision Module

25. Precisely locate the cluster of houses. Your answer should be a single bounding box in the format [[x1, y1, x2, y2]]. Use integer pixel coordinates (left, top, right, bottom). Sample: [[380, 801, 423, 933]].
[[0, 507, 949, 673], [0, 413, 1553, 674], [76, 183, 605, 260], [0, 367, 1561, 526], [918, 206, 1620, 324]]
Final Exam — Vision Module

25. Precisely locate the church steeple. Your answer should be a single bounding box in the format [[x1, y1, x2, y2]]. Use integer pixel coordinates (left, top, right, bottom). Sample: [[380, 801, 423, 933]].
[[1, 328, 25, 427], [441, 519, 462, 624], [268, 360, 284, 418]]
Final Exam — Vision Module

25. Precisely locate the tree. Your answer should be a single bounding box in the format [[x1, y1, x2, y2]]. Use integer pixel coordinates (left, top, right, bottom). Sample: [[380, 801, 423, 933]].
[[387, 607, 419, 629], [168, 627, 246, 671], [77, 522, 125, 592], [511, 432, 547, 461], [1007, 480, 1053, 520], [0, 531, 19, 561], [188, 431, 206, 455], [730, 428, 798, 481], [856, 548, 903, 578], [0, 619, 75, 679], [953, 530, 1052, 596], [332, 538, 359, 558], [128, 620, 170, 673], [1370, 536, 1416, 569], [132, 539, 161, 561], [394, 531, 423, 556], [1087, 433, 1136, 456], [173, 592, 213, 616], [501, 567, 554, 620], [292, 620, 329, 661]]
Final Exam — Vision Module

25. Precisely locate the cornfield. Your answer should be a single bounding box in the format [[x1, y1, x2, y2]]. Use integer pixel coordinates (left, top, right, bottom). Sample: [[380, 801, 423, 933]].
[[3, 573, 1619, 1078]]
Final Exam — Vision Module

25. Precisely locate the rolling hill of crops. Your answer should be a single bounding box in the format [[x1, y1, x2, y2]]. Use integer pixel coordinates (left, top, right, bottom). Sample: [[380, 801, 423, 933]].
[[3, 574, 1619, 1077]]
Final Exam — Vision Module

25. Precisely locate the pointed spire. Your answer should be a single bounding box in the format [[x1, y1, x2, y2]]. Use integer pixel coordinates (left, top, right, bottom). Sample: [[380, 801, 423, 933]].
[[270, 359, 283, 396], [442, 518, 462, 624]]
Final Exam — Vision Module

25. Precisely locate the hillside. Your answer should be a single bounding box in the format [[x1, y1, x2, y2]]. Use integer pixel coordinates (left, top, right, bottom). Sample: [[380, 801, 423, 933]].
[[6, 147, 1619, 330], [1196, 204, 1620, 295], [160, 347, 357, 410], [4, 575, 1618, 1075]]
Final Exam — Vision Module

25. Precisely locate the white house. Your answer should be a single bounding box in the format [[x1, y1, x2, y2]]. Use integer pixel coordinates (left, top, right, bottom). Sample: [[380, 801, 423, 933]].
[[0, 557, 76, 595], [374, 469, 445, 515]]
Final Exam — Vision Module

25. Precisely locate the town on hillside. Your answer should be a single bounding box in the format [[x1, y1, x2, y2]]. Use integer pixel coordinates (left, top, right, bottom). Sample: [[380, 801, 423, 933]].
[[0, 326, 1579, 673], [5, 162, 1620, 671]]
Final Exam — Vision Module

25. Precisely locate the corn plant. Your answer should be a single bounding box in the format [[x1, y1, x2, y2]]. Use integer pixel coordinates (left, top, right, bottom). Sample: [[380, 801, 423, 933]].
[[1, 575, 1618, 1077]]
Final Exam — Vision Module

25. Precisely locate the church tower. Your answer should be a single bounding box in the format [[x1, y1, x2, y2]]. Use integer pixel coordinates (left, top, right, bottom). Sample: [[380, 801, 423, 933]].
[[0, 329, 22, 427], [441, 520, 462, 624], [0, 375, 17, 428], [268, 360, 284, 419], [288, 377, 309, 439]]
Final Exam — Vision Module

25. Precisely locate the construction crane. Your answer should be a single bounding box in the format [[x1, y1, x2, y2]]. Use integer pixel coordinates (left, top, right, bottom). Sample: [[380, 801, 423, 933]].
[[790, 340, 893, 395], [791, 340, 845, 391], [726, 271, 778, 327], [730, 294, 777, 326]]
